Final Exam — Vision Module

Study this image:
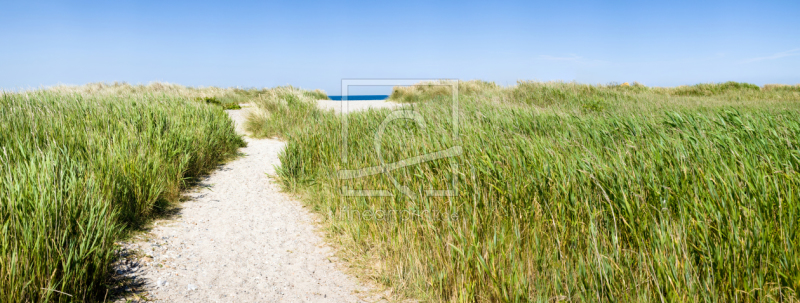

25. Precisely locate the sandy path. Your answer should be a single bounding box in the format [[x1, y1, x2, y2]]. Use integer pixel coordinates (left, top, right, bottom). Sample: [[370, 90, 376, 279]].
[[113, 107, 370, 302]]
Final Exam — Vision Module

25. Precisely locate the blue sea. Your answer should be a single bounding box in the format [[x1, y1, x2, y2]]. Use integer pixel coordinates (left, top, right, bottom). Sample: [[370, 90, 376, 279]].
[[328, 95, 389, 101]]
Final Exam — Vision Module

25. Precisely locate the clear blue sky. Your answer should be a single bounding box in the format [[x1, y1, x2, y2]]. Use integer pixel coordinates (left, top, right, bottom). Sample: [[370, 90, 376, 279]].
[[1, 0, 798, 94]]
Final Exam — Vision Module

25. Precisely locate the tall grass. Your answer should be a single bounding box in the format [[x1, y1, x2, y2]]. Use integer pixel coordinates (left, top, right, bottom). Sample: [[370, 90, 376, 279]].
[[244, 86, 330, 139], [0, 86, 244, 302], [251, 81, 800, 302]]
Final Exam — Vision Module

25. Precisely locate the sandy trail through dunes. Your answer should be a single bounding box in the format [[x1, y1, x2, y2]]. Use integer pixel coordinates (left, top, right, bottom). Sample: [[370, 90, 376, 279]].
[[113, 106, 373, 302]]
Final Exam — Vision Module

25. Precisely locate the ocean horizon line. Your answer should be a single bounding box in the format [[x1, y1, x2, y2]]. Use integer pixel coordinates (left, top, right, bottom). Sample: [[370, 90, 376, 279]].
[[328, 95, 389, 101]]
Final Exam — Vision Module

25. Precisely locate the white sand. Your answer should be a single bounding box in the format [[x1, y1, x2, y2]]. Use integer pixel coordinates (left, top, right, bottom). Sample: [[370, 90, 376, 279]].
[[112, 106, 374, 302]]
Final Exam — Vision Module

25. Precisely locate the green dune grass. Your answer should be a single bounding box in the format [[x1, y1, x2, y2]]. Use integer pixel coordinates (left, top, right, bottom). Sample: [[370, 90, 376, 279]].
[[0, 84, 245, 302], [244, 86, 331, 139], [249, 81, 800, 302]]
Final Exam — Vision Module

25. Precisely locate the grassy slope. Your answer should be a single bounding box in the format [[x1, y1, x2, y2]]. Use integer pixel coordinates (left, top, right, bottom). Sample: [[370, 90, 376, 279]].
[[244, 86, 330, 139], [0, 83, 246, 302], [249, 81, 800, 302]]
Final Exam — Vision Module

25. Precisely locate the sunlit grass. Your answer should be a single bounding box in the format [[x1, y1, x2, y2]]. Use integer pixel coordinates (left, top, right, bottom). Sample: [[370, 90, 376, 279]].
[[251, 80, 800, 302], [244, 85, 330, 139], [0, 85, 245, 302]]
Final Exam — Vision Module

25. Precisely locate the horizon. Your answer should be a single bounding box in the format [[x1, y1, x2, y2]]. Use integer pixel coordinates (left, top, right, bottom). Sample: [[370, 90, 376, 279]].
[[8, 79, 794, 97], [1, 0, 798, 94]]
